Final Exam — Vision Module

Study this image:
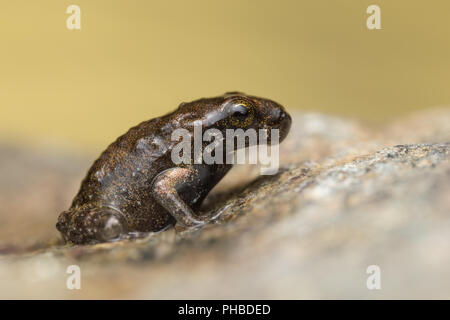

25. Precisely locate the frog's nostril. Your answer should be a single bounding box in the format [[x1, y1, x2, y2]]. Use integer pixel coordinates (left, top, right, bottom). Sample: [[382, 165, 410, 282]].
[[278, 108, 291, 121], [276, 110, 291, 128]]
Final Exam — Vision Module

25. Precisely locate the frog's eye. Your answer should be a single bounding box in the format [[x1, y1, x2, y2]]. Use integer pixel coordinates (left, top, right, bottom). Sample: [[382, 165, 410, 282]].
[[229, 99, 254, 127]]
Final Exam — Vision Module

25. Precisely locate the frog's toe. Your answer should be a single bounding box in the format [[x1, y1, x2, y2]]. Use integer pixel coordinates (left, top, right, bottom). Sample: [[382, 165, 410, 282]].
[[193, 208, 226, 225]]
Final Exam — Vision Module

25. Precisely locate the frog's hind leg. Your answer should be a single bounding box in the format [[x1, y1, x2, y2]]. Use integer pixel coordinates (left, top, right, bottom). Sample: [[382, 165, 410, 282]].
[[151, 167, 218, 227]]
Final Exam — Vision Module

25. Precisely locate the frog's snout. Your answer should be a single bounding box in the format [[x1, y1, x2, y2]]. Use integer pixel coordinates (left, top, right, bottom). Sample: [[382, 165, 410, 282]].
[[56, 210, 71, 242], [277, 109, 292, 142], [260, 99, 292, 143]]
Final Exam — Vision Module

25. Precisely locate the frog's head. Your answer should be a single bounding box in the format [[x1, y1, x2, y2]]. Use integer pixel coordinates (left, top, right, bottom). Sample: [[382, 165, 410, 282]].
[[176, 92, 291, 144], [56, 205, 128, 244], [219, 92, 292, 143]]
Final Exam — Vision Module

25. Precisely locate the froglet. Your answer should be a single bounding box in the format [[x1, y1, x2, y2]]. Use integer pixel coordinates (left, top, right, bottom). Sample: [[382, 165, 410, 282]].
[[56, 92, 291, 244]]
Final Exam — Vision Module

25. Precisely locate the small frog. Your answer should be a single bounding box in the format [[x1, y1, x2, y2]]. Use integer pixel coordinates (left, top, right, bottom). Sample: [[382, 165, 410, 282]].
[[56, 92, 291, 244]]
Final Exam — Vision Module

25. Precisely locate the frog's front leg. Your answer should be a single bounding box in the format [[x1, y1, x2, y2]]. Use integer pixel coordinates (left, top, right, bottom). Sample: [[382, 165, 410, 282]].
[[151, 166, 218, 227]]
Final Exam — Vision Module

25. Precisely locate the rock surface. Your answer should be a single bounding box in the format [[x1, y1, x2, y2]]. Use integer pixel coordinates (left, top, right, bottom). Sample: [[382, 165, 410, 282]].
[[0, 108, 449, 299]]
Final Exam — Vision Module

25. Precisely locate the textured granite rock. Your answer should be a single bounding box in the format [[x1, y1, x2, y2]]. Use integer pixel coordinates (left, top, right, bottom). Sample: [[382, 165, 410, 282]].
[[0, 108, 449, 299]]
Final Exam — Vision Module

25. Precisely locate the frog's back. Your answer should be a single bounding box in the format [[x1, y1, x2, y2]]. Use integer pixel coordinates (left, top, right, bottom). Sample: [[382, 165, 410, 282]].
[[71, 114, 178, 212]]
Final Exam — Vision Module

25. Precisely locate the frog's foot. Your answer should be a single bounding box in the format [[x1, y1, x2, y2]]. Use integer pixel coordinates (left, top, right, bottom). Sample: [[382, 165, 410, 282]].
[[151, 167, 224, 228], [151, 167, 204, 228], [194, 207, 227, 224]]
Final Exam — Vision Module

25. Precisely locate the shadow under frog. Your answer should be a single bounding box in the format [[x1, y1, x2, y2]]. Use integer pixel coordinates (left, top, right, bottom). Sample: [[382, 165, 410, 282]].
[[56, 92, 292, 244]]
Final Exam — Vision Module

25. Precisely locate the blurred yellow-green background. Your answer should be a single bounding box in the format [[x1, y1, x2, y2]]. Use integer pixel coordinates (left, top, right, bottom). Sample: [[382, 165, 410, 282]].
[[1, 0, 449, 150]]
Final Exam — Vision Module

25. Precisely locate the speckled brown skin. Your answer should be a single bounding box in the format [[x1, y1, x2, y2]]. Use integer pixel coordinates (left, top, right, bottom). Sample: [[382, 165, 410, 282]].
[[56, 92, 291, 244]]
